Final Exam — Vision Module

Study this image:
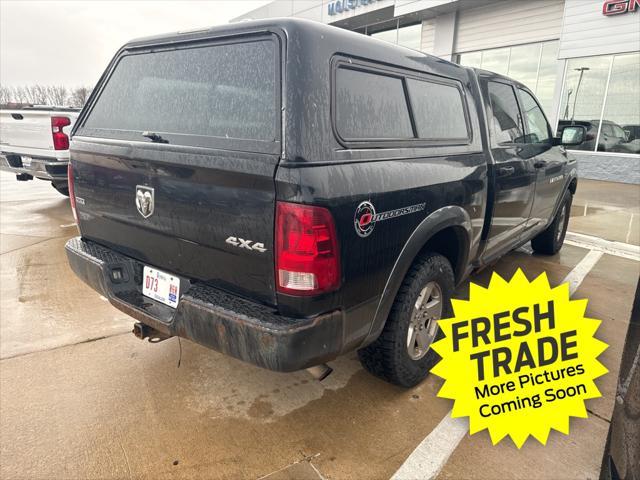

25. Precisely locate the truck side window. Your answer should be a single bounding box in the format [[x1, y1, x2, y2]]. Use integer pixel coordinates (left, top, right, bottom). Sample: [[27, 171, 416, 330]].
[[405, 78, 469, 140], [611, 124, 626, 139], [487, 81, 524, 145], [518, 88, 551, 144], [336, 67, 413, 140], [602, 124, 614, 136]]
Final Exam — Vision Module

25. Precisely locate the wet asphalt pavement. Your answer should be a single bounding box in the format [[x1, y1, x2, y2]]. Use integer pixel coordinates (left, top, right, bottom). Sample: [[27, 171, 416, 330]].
[[0, 171, 638, 479]]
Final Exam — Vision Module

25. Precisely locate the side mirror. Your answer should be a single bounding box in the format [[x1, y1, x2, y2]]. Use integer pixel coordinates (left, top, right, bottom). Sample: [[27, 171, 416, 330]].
[[623, 130, 631, 142], [560, 126, 586, 146]]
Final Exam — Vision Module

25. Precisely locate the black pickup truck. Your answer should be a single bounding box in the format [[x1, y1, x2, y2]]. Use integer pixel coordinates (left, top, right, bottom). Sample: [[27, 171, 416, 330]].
[[65, 19, 585, 387]]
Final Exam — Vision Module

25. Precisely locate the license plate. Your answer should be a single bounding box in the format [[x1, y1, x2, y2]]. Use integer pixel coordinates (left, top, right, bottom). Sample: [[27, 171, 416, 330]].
[[142, 266, 180, 308], [21, 156, 32, 167]]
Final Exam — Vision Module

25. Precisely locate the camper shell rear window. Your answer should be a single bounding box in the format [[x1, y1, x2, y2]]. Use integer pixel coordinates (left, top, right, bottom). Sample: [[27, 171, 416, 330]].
[[77, 35, 280, 151]]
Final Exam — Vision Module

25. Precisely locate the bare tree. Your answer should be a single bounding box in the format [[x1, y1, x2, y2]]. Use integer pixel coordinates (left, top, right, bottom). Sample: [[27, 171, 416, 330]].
[[1, 84, 93, 107], [69, 86, 92, 107], [22, 85, 33, 103], [32, 84, 49, 104], [22, 86, 32, 103], [47, 85, 67, 105], [0, 85, 9, 105], [15, 86, 28, 103]]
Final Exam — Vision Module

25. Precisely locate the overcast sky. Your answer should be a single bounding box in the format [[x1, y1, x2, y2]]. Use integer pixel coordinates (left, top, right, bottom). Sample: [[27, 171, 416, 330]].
[[0, 0, 268, 87]]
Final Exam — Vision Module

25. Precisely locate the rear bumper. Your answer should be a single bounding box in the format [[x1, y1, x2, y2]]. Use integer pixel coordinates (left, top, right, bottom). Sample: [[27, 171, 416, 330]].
[[0, 152, 68, 181], [65, 237, 344, 372]]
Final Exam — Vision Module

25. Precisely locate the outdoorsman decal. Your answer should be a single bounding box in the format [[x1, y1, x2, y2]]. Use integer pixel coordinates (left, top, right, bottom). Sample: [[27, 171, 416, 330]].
[[354, 201, 425, 237]]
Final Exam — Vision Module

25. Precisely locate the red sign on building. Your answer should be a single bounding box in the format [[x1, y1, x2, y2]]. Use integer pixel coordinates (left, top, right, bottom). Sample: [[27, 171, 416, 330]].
[[602, 0, 640, 15]]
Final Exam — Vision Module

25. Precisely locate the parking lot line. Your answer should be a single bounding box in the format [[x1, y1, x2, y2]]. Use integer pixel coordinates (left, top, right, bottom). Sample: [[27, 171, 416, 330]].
[[390, 243, 612, 480], [564, 250, 604, 295], [390, 415, 469, 480], [565, 231, 640, 261], [625, 214, 634, 244]]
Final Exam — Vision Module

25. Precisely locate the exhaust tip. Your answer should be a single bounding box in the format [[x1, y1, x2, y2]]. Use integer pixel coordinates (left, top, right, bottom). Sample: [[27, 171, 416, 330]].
[[306, 364, 333, 381]]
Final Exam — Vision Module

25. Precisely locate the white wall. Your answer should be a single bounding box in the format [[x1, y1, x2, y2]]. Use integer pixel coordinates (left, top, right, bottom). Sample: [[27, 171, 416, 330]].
[[454, 0, 564, 53], [433, 12, 457, 60], [421, 18, 436, 54], [558, 0, 640, 59], [292, 1, 325, 21]]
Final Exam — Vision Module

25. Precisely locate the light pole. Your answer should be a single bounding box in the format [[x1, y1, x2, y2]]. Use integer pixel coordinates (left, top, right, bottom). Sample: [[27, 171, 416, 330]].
[[571, 67, 589, 122], [564, 89, 573, 120]]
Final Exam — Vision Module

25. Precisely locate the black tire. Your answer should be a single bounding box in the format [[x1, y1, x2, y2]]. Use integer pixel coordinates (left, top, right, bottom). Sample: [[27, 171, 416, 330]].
[[358, 252, 454, 388], [531, 190, 572, 255], [52, 182, 69, 196]]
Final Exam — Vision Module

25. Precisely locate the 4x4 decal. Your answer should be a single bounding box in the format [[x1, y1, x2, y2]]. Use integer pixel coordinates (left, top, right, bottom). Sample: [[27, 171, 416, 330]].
[[225, 236, 267, 253], [354, 201, 426, 237]]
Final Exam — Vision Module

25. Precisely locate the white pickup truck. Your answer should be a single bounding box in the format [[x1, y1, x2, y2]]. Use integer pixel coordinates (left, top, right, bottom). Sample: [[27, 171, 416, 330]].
[[0, 106, 80, 195]]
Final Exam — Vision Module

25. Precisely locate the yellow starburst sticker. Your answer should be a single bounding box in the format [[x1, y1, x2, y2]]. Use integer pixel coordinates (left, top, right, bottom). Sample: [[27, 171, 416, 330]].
[[430, 269, 608, 448]]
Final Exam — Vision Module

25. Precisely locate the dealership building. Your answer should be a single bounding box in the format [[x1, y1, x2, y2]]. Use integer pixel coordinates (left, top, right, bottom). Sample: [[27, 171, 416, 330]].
[[234, 0, 640, 184]]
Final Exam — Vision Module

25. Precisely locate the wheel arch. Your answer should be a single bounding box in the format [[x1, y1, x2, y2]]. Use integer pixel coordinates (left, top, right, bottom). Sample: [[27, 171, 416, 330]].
[[550, 174, 577, 220], [360, 206, 472, 348]]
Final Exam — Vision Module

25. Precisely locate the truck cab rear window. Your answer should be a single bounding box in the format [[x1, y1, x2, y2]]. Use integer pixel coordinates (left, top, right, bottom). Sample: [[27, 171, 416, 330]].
[[82, 39, 277, 143]]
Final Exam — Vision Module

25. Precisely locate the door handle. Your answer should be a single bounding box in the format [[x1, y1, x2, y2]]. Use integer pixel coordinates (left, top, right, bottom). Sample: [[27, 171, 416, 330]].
[[534, 160, 547, 169], [497, 166, 515, 176]]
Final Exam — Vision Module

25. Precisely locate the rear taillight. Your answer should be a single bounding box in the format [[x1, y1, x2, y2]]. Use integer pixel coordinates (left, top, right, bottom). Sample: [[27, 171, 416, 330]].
[[68, 163, 78, 223], [275, 201, 340, 296], [51, 116, 71, 150]]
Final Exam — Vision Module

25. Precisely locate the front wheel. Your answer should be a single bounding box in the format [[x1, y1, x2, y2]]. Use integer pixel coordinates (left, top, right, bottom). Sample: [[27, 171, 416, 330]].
[[358, 252, 454, 387], [531, 191, 571, 255]]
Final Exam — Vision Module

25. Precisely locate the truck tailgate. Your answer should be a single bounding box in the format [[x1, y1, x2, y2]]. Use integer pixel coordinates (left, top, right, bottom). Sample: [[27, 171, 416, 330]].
[[72, 138, 279, 305], [0, 109, 78, 157]]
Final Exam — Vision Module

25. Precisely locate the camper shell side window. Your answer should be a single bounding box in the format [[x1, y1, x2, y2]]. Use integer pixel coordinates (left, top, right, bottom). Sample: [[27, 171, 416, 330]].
[[331, 56, 472, 149]]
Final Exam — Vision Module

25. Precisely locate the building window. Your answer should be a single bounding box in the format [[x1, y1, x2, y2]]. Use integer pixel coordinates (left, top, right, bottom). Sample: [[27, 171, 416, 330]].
[[557, 52, 639, 154], [479, 48, 510, 76], [457, 40, 559, 116], [370, 28, 397, 44], [369, 23, 421, 51], [508, 44, 542, 91]]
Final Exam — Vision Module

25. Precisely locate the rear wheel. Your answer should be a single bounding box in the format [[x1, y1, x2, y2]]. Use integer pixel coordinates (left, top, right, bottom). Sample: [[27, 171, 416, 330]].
[[52, 182, 69, 196], [531, 191, 571, 255], [358, 252, 454, 387]]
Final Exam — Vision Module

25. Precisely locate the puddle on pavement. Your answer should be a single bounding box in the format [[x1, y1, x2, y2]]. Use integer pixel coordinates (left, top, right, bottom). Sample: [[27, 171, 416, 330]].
[[180, 345, 364, 421], [569, 202, 639, 245], [0, 329, 454, 479], [570, 204, 611, 217]]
